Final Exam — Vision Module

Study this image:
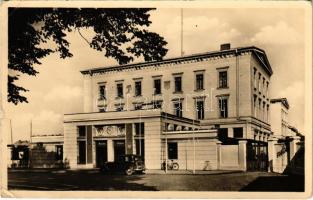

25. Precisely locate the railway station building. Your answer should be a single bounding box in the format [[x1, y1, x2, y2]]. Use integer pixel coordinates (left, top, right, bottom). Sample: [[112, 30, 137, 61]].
[[63, 44, 273, 171]]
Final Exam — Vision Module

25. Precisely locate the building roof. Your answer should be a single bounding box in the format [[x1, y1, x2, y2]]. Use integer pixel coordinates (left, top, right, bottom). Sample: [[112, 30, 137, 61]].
[[81, 46, 273, 76], [270, 98, 290, 109]]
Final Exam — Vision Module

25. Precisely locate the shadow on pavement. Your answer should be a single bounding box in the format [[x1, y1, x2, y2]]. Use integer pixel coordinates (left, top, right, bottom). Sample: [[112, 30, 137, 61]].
[[8, 171, 158, 191], [240, 174, 304, 192]]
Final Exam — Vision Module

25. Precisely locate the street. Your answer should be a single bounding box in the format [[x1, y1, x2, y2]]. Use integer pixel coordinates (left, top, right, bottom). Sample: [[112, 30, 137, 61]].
[[8, 170, 304, 191]]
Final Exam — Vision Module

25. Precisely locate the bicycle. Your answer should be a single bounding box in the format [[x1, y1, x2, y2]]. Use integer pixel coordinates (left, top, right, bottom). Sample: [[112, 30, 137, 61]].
[[161, 159, 179, 170]]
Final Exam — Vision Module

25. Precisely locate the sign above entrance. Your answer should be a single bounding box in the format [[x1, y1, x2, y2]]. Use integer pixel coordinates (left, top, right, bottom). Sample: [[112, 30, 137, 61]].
[[94, 125, 126, 137]]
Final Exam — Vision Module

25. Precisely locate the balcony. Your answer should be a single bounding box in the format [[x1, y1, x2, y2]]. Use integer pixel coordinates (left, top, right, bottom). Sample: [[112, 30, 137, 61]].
[[97, 98, 107, 107]]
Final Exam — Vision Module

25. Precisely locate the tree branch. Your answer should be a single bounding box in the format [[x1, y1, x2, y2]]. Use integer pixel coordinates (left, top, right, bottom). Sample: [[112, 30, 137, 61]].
[[76, 28, 91, 46]]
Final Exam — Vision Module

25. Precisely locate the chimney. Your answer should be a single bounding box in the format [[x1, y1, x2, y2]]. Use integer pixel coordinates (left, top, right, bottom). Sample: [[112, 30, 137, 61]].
[[220, 43, 231, 51]]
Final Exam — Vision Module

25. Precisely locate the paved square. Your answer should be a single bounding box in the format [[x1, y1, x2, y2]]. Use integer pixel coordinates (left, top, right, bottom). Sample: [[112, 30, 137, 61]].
[[8, 170, 304, 191]]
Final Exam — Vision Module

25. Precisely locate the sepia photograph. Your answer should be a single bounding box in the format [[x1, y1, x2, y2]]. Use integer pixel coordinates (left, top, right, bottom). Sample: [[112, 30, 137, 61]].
[[0, 1, 312, 198]]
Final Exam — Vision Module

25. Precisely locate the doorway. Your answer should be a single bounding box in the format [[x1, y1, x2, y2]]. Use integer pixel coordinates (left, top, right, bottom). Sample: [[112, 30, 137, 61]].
[[96, 141, 107, 168], [78, 141, 86, 164], [114, 140, 125, 161]]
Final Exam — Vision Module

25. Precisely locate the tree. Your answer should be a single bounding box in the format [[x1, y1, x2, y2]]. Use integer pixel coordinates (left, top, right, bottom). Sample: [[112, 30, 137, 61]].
[[8, 8, 168, 104]]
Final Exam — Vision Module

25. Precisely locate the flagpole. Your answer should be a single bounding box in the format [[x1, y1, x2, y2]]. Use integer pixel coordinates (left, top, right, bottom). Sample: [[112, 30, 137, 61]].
[[10, 119, 13, 144], [30, 119, 32, 145], [181, 8, 184, 57]]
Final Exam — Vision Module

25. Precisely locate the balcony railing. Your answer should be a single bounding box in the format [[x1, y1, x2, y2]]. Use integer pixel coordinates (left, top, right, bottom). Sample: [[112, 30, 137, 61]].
[[97, 98, 107, 107]]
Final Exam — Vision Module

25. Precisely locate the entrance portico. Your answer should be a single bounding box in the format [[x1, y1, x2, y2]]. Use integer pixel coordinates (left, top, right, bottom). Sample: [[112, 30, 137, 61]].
[[63, 109, 213, 170]]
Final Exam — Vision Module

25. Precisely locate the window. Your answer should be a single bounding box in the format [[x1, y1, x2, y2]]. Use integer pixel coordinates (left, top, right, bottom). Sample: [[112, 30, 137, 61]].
[[266, 82, 269, 97], [253, 95, 257, 118], [267, 105, 270, 122], [152, 101, 162, 109], [173, 101, 183, 117], [253, 68, 257, 89], [258, 99, 262, 119], [174, 76, 182, 92], [262, 102, 266, 121], [135, 123, 145, 135], [218, 97, 228, 118], [168, 142, 178, 160], [154, 79, 161, 95], [78, 126, 86, 138], [195, 74, 204, 90], [78, 141, 86, 164], [196, 99, 204, 120], [258, 73, 261, 92], [116, 105, 124, 111], [99, 107, 106, 112], [99, 85, 106, 100], [262, 78, 265, 94], [117, 83, 123, 98], [135, 81, 142, 96], [134, 103, 142, 110], [233, 128, 243, 138], [218, 71, 228, 88], [55, 145, 63, 160], [218, 128, 228, 142]]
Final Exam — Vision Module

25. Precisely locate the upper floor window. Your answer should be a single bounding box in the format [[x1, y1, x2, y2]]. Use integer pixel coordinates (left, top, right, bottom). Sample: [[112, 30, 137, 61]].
[[218, 97, 228, 118], [262, 77, 265, 94], [266, 81, 269, 97], [195, 99, 204, 120], [253, 67, 257, 89], [154, 79, 161, 95], [152, 100, 162, 109], [99, 85, 106, 100], [174, 76, 182, 92], [262, 102, 266, 121], [253, 95, 257, 118], [258, 73, 262, 92], [267, 105, 270, 122], [218, 71, 228, 88], [173, 101, 183, 118], [135, 81, 142, 96], [116, 83, 123, 98], [134, 103, 143, 110], [195, 73, 204, 90], [116, 104, 124, 112]]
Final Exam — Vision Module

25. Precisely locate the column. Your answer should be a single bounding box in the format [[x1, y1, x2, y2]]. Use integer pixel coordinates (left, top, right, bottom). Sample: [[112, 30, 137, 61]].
[[107, 139, 114, 162], [216, 141, 222, 170], [125, 123, 133, 154], [238, 140, 247, 171], [267, 137, 278, 172], [63, 123, 78, 169], [289, 136, 301, 162]]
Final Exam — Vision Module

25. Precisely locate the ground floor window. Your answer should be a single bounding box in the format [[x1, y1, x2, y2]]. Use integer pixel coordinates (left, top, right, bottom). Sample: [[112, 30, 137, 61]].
[[55, 145, 63, 160], [218, 128, 228, 142], [114, 140, 125, 161], [77, 141, 86, 164], [135, 139, 145, 159], [168, 142, 178, 160], [233, 127, 243, 138]]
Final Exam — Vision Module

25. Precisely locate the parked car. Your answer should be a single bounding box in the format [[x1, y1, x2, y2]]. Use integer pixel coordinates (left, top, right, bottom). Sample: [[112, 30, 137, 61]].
[[100, 154, 145, 175]]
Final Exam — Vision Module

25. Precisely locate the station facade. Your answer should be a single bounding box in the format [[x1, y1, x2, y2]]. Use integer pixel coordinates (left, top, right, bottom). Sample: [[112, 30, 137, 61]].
[[63, 44, 274, 171]]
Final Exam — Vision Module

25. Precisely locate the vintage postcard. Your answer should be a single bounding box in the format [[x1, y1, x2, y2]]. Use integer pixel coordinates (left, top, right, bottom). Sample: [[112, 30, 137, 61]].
[[0, 1, 312, 199]]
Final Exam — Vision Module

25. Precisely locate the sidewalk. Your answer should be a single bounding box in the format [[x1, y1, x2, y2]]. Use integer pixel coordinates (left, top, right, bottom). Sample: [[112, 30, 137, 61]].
[[8, 168, 242, 175], [145, 169, 242, 175]]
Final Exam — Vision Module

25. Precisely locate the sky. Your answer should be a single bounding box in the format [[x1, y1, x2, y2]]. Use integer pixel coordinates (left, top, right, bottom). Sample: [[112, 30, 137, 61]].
[[6, 7, 307, 142]]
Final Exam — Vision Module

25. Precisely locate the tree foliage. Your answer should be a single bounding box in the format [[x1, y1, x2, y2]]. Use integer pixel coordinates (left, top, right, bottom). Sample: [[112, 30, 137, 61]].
[[8, 8, 168, 104]]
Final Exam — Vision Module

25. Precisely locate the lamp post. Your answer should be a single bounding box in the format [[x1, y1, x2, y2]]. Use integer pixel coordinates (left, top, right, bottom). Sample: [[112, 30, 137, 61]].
[[164, 80, 170, 173]]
